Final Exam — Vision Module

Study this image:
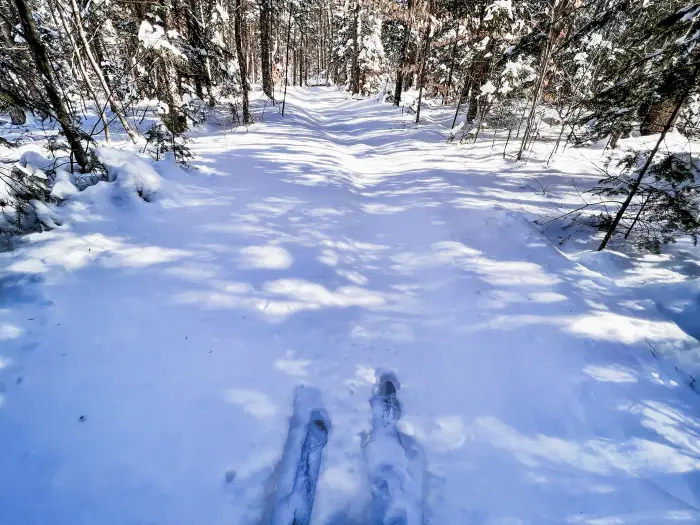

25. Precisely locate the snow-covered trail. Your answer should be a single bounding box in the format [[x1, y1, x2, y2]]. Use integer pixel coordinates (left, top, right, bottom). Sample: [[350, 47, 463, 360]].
[[2, 87, 700, 525]]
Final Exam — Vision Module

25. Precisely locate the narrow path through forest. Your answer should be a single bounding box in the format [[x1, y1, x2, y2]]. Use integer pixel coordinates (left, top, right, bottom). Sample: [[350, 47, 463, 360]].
[[1, 87, 699, 525]]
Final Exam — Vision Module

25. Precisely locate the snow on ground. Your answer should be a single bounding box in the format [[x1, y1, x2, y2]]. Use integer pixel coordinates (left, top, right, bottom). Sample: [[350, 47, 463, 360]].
[[1, 87, 700, 525]]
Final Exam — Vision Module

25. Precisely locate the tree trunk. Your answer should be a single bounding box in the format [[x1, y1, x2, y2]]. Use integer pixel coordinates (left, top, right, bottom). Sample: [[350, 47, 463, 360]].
[[55, 0, 110, 141], [415, 11, 431, 124], [598, 62, 700, 251], [234, 0, 251, 123], [393, 0, 412, 106], [68, 0, 137, 142], [292, 46, 297, 86], [444, 35, 458, 104], [9, 107, 26, 125], [516, 3, 559, 161], [281, 4, 293, 116], [639, 99, 677, 136], [161, 0, 186, 133], [350, 0, 361, 94], [13, 0, 89, 169], [260, 0, 274, 99]]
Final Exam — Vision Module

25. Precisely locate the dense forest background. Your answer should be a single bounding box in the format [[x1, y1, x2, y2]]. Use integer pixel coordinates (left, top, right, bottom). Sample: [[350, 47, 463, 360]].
[[2, 0, 700, 250]]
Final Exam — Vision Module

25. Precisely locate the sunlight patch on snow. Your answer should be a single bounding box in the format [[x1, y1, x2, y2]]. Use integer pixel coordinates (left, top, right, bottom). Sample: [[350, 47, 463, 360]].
[[239, 245, 293, 270], [319, 463, 361, 493], [257, 300, 313, 318], [460, 314, 564, 334], [273, 359, 311, 377], [174, 290, 255, 310], [264, 279, 386, 308], [175, 278, 394, 321], [567, 516, 624, 525], [354, 365, 377, 385], [7, 258, 46, 274], [476, 416, 700, 476], [531, 292, 568, 303], [525, 472, 548, 484], [231, 448, 281, 481], [6, 232, 189, 273], [582, 365, 637, 383], [390, 241, 481, 273], [360, 202, 407, 215], [336, 269, 368, 285], [0, 356, 11, 368], [566, 312, 691, 344], [103, 246, 189, 268], [350, 322, 414, 343], [624, 401, 700, 456], [318, 250, 339, 266], [165, 264, 219, 281], [399, 415, 469, 452], [390, 241, 559, 287], [431, 416, 469, 451], [304, 207, 347, 218], [224, 389, 278, 419], [566, 511, 699, 524], [476, 259, 560, 287], [0, 324, 23, 340], [483, 290, 567, 309]]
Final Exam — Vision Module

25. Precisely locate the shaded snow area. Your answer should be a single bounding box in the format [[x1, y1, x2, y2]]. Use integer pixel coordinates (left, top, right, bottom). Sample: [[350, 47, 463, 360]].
[[2, 87, 700, 525]]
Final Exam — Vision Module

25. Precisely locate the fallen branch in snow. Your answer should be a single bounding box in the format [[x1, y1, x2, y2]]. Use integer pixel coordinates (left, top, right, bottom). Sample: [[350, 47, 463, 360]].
[[530, 177, 549, 195], [536, 200, 625, 231], [645, 340, 658, 358]]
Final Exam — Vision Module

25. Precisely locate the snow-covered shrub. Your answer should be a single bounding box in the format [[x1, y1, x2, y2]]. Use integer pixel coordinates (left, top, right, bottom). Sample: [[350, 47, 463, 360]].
[[95, 148, 164, 202], [143, 123, 193, 165], [0, 158, 56, 244], [592, 151, 700, 252]]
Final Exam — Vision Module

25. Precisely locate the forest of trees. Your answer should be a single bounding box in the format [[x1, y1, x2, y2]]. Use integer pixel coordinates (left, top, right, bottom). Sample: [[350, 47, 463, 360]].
[[1, 0, 700, 250]]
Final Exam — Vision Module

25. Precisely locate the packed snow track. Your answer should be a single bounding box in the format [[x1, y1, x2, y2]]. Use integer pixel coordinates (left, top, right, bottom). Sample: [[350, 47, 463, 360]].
[[1, 88, 700, 525]]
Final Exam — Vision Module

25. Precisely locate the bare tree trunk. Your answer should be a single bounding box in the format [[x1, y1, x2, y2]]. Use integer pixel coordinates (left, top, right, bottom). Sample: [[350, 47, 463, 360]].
[[260, 0, 274, 99], [640, 100, 677, 136], [598, 62, 700, 251], [444, 35, 458, 104], [350, 0, 361, 94], [55, 0, 110, 142], [198, 0, 215, 105], [451, 70, 472, 129], [393, 0, 412, 106], [160, 0, 186, 133], [68, 0, 137, 142], [234, 0, 251, 123], [293, 45, 297, 86], [516, 0, 568, 160], [13, 0, 89, 169], [282, 4, 293, 116], [415, 9, 431, 124]]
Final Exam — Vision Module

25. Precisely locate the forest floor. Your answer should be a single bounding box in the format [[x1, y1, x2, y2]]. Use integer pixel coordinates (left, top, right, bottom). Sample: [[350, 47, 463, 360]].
[[2, 87, 700, 525]]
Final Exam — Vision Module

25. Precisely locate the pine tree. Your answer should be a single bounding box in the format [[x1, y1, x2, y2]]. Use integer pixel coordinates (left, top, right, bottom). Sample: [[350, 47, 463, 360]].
[[574, 1, 700, 249]]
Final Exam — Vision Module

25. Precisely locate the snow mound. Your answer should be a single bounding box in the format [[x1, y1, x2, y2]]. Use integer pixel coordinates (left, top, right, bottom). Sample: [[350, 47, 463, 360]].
[[655, 280, 700, 342], [19, 150, 55, 172], [95, 148, 164, 202], [571, 249, 634, 276], [29, 200, 60, 229], [50, 170, 79, 200]]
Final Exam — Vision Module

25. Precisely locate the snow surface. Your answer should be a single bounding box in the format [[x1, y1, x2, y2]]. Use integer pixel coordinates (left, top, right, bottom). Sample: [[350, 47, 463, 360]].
[[1, 87, 700, 525]]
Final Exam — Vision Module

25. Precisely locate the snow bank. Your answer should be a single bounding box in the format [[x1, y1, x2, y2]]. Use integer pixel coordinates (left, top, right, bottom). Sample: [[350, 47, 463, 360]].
[[95, 148, 164, 202], [571, 249, 635, 276], [655, 280, 700, 342]]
